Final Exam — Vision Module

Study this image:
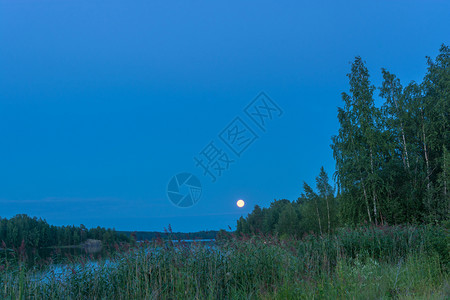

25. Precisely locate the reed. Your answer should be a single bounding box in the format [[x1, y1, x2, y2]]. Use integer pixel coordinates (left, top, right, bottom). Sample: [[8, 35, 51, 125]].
[[0, 225, 448, 299]]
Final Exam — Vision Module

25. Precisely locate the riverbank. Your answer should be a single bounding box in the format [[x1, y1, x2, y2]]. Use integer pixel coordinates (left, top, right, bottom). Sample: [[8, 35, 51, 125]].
[[0, 225, 448, 299]]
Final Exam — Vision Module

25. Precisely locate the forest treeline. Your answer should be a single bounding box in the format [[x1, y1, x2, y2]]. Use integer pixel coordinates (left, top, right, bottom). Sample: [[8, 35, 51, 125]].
[[0, 214, 130, 249], [237, 45, 449, 237], [118, 230, 218, 241], [0, 214, 218, 249]]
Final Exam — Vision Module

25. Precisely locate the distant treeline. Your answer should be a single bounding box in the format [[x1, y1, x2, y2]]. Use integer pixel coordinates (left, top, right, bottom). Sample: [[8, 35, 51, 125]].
[[0, 214, 130, 249], [237, 45, 449, 236], [236, 167, 338, 238], [118, 230, 218, 241]]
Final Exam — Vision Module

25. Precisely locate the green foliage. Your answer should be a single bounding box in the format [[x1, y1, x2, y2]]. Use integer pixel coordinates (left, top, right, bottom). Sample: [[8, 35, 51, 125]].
[[276, 203, 300, 236], [237, 167, 337, 237], [237, 45, 449, 241], [118, 229, 218, 241], [0, 214, 130, 249], [332, 44, 450, 225], [0, 226, 448, 299]]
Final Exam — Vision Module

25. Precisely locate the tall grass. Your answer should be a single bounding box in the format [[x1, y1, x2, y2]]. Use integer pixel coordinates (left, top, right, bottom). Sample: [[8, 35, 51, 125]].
[[0, 225, 448, 299]]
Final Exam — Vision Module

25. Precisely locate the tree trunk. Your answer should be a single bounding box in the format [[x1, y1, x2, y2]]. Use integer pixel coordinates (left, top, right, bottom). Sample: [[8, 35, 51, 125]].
[[360, 174, 372, 224], [421, 111, 432, 216], [444, 147, 449, 216], [401, 125, 411, 169], [325, 192, 331, 233], [391, 92, 411, 170], [314, 197, 323, 236], [422, 121, 431, 191], [370, 148, 378, 225]]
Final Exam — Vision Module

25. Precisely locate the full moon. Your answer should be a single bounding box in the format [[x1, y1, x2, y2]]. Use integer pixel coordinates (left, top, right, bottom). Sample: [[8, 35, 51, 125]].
[[237, 199, 245, 208]]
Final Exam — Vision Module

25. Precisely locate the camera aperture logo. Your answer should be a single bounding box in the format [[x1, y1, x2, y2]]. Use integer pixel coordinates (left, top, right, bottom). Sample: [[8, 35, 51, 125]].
[[166, 92, 283, 208], [167, 173, 202, 208]]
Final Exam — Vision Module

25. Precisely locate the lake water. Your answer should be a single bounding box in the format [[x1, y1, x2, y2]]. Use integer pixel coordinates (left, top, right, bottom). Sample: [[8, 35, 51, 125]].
[[22, 239, 216, 283]]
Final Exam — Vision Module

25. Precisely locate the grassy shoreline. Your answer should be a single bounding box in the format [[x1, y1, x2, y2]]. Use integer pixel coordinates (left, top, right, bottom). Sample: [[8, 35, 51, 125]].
[[1, 225, 448, 299]]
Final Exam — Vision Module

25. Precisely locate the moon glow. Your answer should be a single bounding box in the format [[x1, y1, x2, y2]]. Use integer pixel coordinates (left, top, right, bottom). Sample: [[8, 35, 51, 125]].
[[237, 199, 245, 208]]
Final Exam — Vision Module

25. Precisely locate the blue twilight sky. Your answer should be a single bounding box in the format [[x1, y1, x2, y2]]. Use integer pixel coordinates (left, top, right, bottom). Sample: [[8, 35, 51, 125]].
[[1, 1, 449, 232]]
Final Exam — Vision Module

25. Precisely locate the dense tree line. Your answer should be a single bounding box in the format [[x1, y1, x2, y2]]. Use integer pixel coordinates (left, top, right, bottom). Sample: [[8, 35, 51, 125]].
[[332, 44, 449, 225], [236, 167, 338, 238], [0, 214, 130, 249], [119, 230, 218, 241], [237, 45, 449, 236]]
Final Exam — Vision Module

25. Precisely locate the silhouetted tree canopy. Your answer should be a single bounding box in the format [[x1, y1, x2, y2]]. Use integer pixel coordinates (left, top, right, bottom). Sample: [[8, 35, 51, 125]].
[[237, 45, 449, 236], [0, 214, 130, 249]]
